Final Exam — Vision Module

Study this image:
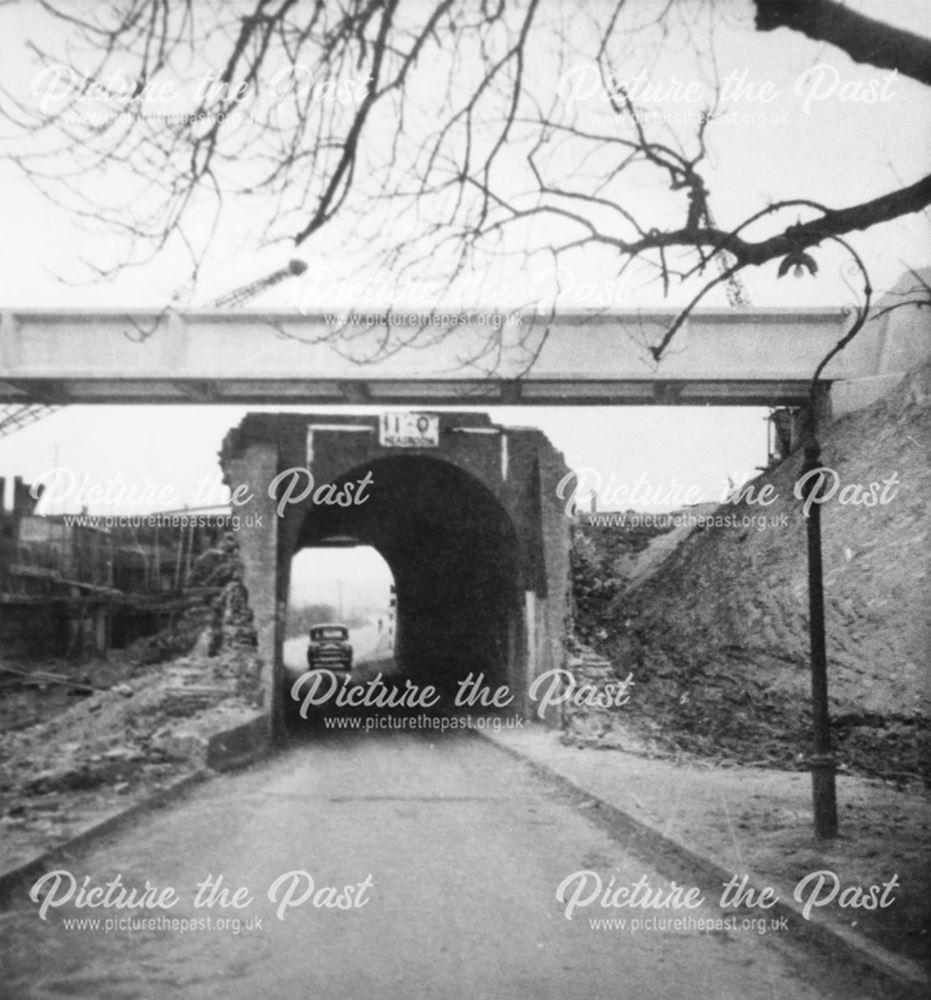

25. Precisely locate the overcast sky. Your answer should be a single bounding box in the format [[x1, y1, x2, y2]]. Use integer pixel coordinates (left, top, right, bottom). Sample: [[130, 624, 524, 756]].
[[1, 0, 929, 528]]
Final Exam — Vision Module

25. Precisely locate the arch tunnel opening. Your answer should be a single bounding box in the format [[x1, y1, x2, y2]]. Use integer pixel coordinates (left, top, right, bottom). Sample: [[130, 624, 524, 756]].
[[288, 455, 522, 707], [283, 544, 397, 684]]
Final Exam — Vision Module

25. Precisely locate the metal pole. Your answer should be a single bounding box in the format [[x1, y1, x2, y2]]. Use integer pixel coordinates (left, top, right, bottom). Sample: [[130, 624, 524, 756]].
[[797, 248, 870, 840], [802, 435, 838, 838]]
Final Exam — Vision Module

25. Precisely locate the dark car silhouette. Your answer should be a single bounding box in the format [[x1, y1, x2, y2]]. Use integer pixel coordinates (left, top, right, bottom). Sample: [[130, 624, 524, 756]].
[[306, 623, 353, 673]]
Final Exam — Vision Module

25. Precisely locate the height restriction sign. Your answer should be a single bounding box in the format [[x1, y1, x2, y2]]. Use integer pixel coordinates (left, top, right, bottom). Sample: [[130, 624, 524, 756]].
[[379, 412, 440, 447]]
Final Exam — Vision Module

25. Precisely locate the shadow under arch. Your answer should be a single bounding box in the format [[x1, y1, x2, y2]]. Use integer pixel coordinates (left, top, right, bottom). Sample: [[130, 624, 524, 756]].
[[291, 453, 522, 700]]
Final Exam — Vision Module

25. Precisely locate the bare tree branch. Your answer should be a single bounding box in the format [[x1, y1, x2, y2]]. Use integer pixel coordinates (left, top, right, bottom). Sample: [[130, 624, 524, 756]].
[[1, 0, 928, 366], [754, 0, 931, 87]]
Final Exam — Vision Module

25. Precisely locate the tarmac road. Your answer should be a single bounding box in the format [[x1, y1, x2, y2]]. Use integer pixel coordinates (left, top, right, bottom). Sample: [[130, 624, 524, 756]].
[[0, 727, 887, 999]]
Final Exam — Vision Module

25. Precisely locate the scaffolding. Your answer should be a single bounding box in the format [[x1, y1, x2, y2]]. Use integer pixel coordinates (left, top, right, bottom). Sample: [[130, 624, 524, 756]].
[[0, 403, 61, 441]]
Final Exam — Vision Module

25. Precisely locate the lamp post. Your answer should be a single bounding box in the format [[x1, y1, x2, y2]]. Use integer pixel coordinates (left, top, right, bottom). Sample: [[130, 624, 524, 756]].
[[798, 246, 871, 838], [801, 430, 837, 838]]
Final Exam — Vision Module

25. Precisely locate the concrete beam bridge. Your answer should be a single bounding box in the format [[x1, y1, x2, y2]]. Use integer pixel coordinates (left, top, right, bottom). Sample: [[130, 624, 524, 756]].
[[2, 300, 926, 411]]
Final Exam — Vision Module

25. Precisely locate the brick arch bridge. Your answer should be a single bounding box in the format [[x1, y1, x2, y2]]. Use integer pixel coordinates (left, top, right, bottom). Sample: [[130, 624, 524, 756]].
[[221, 412, 571, 735]]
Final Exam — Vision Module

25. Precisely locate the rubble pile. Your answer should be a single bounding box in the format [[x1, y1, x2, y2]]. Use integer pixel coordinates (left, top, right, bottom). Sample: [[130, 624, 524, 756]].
[[571, 517, 673, 650], [131, 533, 262, 703], [0, 533, 264, 870], [558, 644, 661, 755], [573, 364, 931, 782]]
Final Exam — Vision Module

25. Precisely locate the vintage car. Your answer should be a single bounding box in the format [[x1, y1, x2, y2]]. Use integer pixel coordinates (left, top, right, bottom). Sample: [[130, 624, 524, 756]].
[[306, 623, 353, 673]]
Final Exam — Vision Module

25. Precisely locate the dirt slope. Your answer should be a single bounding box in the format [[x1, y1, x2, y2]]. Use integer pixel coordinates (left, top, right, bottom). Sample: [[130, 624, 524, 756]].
[[576, 363, 931, 781]]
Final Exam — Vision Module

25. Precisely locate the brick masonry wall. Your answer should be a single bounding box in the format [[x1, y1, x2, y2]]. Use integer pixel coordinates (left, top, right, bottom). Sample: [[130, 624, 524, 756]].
[[221, 412, 573, 726]]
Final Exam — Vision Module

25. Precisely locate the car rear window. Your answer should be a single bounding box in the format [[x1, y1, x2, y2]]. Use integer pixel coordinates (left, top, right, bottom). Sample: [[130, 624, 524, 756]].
[[313, 627, 348, 639]]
